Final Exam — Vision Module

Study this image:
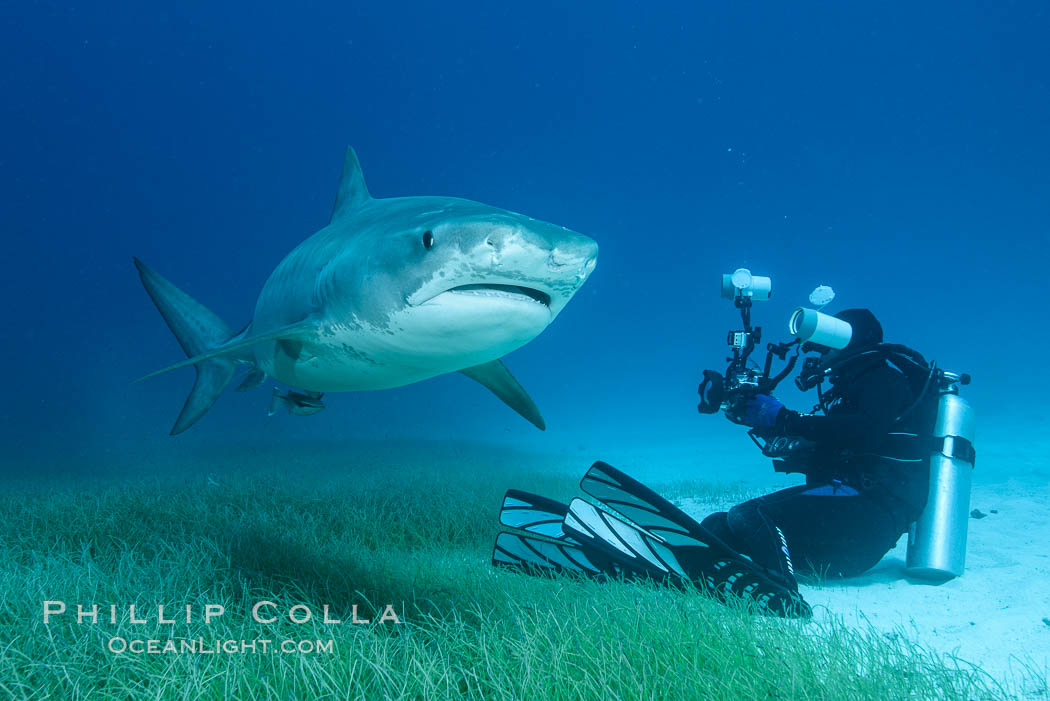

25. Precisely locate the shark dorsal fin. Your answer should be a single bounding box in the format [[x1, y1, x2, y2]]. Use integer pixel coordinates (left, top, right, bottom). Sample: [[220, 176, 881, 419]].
[[329, 146, 371, 224]]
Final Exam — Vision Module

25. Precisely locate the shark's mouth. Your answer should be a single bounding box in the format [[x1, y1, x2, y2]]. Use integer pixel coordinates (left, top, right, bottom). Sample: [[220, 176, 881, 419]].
[[447, 284, 552, 308]]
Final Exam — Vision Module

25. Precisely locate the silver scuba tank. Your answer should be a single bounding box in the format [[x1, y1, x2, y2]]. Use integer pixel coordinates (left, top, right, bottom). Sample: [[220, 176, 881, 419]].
[[905, 375, 976, 581]]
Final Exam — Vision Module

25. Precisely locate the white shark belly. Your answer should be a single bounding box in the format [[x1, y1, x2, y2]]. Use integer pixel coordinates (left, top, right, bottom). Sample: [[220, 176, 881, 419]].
[[256, 323, 527, 392], [270, 348, 424, 391]]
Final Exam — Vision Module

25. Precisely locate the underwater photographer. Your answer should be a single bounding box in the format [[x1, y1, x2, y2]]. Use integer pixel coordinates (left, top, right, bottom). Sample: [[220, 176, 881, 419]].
[[493, 270, 974, 618], [701, 307, 926, 583], [697, 270, 975, 589]]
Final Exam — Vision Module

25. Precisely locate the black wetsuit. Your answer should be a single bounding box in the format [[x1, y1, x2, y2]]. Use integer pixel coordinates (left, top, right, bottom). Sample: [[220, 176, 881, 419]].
[[702, 356, 930, 581]]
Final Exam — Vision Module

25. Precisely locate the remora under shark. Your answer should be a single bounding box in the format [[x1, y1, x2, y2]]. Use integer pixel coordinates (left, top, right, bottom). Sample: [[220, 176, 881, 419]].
[[135, 148, 598, 434]]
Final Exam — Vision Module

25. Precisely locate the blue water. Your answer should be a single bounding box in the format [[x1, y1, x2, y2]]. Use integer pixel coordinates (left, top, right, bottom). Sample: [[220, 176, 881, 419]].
[[3, 2, 1048, 471]]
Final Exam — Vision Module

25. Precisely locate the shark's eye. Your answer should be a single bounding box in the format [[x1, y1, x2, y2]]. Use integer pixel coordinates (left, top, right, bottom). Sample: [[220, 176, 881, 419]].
[[422, 230, 435, 249]]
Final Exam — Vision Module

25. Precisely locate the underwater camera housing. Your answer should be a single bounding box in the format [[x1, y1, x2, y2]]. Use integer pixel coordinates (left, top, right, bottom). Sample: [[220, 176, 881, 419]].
[[698, 269, 800, 421]]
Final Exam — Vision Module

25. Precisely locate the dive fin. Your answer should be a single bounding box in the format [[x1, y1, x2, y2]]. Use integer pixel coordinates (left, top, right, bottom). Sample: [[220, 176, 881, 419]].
[[492, 532, 620, 578], [499, 490, 578, 542], [460, 360, 545, 430], [329, 146, 371, 224], [580, 461, 713, 547], [236, 369, 266, 392], [134, 257, 238, 435], [563, 496, 810, 618], [564, 498, 688, 578]]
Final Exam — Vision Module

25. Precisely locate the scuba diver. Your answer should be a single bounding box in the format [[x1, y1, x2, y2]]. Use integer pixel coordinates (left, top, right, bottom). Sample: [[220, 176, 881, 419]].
[[699, 308, 929, 585], [489, 273, 973, 618]]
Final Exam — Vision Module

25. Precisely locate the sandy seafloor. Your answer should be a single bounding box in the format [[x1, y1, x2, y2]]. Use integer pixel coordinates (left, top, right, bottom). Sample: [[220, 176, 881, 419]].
[[9, 418, 1048, 697], [600, 425, 1050, 696], [675, 478, 1050, 695]]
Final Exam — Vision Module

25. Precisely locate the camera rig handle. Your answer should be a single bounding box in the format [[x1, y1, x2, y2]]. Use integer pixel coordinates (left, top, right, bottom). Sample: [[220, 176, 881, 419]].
[[697, 300, 801, 416], [761, 340, 801, 393], [697, 369, 725, 414]]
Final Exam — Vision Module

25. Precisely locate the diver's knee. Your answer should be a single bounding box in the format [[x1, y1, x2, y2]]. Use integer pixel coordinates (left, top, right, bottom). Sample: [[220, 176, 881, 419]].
[[701, 511, 730, 539], [702, 510, 747, 552], [725, 501, 760, 534]]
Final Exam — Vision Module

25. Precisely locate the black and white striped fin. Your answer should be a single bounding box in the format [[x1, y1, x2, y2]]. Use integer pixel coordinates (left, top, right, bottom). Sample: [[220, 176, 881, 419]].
[[580, 461, 707, 547], [499, 490, 578, 543], [563, 498, 688, 578], [565, 489, 811, 618], [491, 532, 613, 576], [698, 556, 812, 618]]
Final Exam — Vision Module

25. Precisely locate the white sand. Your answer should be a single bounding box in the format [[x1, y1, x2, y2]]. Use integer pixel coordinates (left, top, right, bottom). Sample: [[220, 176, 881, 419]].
[[670, 472, 1050, 694], [802, 476, 1050, 691]]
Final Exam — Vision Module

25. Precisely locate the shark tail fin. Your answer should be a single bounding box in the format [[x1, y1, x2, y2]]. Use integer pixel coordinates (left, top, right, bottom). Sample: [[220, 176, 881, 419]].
[[133, 257, 239, 435]]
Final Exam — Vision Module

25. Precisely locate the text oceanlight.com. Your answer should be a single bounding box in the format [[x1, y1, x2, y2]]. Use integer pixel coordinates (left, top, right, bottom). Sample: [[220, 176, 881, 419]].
[[107, 638, 334, 655]]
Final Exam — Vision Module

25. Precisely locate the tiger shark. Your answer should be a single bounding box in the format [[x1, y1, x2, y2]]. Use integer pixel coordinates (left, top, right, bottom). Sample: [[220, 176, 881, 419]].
[[135, 147, 598, 434]]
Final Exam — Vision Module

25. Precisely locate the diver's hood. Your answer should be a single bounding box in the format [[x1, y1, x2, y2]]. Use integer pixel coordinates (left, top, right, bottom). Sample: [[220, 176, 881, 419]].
[[798, 308, 885, 388], [835, 309, 883, 351]]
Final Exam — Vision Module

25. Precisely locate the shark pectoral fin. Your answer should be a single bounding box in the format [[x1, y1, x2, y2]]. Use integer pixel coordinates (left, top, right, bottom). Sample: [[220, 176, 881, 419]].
[[460, 360, 546, 431], [278, 340, 303, 361], [136, 321, 314, 383], [235, 369, 266, 392]]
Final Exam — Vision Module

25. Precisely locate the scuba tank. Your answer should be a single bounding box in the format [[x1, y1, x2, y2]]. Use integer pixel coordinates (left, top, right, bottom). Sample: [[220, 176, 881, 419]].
[[796, 345, 976, 580], [905, 371, 976, 580]]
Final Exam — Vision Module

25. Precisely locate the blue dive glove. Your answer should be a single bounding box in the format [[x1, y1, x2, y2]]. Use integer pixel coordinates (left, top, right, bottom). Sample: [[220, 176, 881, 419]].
[[740, 394, 785, 429]]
